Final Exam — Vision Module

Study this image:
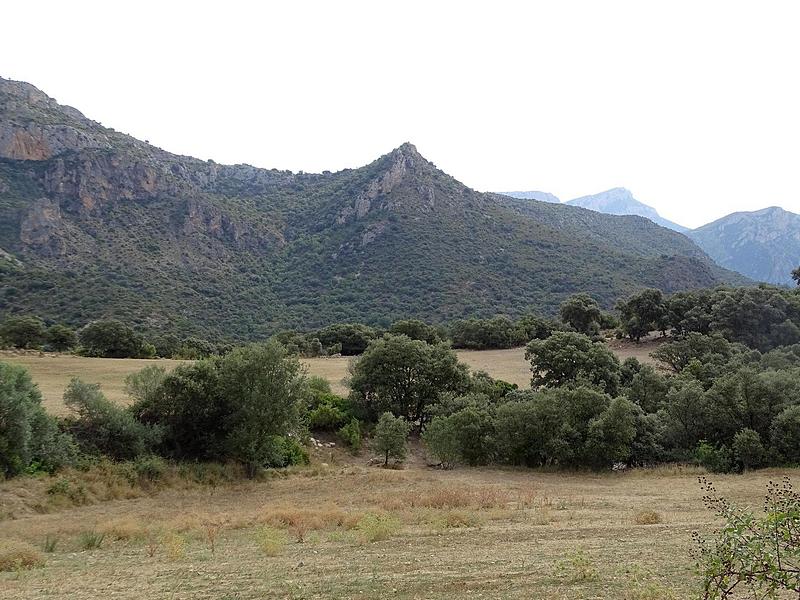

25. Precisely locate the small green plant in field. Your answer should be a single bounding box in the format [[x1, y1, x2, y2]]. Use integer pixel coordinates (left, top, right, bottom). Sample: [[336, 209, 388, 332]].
[[555, 548, 597, 582], [357, 512, 401, 543], [42, 535, 58, 553], [78, 530, 105, 550], [46, 478, 87, 504], [694, 476, 800, 599], [256, 526, 287, 556], [0, 541, 45, 572]]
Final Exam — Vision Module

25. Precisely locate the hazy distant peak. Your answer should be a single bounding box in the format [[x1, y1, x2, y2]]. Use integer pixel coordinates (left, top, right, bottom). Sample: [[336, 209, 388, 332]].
[[498, 190, 561, 203], [566, 188, 688, 233]]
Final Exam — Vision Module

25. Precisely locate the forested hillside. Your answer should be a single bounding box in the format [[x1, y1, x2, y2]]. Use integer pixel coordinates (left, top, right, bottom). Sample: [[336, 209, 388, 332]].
[[0, 77, 745, 340]]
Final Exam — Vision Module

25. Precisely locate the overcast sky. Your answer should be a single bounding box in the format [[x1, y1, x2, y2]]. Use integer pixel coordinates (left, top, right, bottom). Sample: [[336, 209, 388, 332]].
[[3, 1, 799, 227]]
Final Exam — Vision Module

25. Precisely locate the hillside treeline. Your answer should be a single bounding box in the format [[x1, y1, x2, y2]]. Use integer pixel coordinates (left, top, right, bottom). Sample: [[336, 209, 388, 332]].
[[1, 283, 799, 479]]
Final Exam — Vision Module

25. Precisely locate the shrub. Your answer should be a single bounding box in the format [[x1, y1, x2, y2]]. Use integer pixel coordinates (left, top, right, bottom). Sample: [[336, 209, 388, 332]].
[[634, 510, 662, 525], [337, 418, 362, 452], [0, 315, 46, 349], [78, 320, 151, 358], [357, 512, 401, 543], [42, 535, 58, 553], [307, 394, 350, 430], [695, 477, 800, 598], [0, 361, 77, 477], [46, 323, 77, 351], [771, 405, 800, 463], [78, 530, 105, 550], [133, 455, 168, 482], [696, 442, 734, 474], [63, 378, 160, 460], [123, 365, 167, 405], [133, 342, 307, 476], [256, 526, 287, 556], [0, 540, 44, 571], [732, 428, 766, 470], [372, 412, 410, 466]]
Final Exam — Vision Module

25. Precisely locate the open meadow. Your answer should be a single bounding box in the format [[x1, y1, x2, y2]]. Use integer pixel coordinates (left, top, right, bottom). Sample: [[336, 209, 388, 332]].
[[1, 443, 789, 599], [0, 340, 660, 415]]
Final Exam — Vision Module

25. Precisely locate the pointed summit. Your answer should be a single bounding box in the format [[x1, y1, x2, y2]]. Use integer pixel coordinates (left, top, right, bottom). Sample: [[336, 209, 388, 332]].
[[566, 188, 687, 232]]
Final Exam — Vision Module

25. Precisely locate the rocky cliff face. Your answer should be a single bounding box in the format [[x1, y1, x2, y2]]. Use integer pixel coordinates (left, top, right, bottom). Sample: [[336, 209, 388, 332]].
[[688, 207, 800, 285], [0, 76, 746, 339]]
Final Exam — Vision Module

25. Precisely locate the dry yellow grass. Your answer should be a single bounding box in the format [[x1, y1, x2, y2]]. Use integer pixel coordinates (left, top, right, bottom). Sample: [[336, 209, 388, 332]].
[[1, 458, 792, 599]]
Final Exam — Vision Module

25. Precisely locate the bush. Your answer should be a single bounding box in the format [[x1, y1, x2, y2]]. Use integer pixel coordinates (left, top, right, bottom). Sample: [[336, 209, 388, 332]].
[[356, 512, 402, 543], [423, 405, 495, 467], [133, 342, 308, 476], [732, 428, 766, 470], [695, 477, 800, 598], [46, 323, 77, 351], [0, 540, 44, 571], [0, 315, 46, 349], [771, 405, 800, 464], [0, 361, 76, 477], [133, 455, 168, 482], [372, 412, 410, 466], [307, 393, 352, 430], [696, 442, 734, 473], [63, 378, 160, 460], [337, 418, 362, 452], [123, 365, 167, 405], [78, 320, 151, 358]]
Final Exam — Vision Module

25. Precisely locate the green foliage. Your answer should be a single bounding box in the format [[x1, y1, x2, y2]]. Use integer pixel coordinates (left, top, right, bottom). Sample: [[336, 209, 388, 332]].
[[793, 266, 800, 287], [0, 362, 76, 477], [78, 320, 152, 358], [0, 315, 46, 349], [350, 335, 470, 424], [770, 405, 800, 464], [694, 477, 800, 599], [731, 428, 765, 470], [63, 378, 160, 460], [423, 404, 495, 467], [525, 331, 620, 395], [45, 324, 76, 351], [559, 293, 602, 336], [132, 342, 307, 475], [695, 442, 734, 474], [308, 393, 352, 430], [123, 365, 167, 405], [372, 412, 410, 465], [652, 333, 736, 373], [315, 323, 377, 356], [449, 316, 526, 350], [337, 418, 362, 452], [388, 319, 441, 344], [617, 288, 668, 341]]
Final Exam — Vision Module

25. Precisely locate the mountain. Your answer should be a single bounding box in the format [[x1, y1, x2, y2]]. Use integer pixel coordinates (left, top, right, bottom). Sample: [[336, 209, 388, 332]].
[[687, 207, 800, 286], [566, 188, 688, 232], [499, 191, 561, 203], [0, 77, 745, 340]]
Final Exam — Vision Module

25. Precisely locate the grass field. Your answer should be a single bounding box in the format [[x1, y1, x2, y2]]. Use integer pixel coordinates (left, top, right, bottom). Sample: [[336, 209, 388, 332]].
[[0, 340, 661, 415], [0, 449, 788, 599]]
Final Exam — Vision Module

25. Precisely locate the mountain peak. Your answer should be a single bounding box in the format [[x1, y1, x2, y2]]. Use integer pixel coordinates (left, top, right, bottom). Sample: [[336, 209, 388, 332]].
[[566, 188, 688, 233]]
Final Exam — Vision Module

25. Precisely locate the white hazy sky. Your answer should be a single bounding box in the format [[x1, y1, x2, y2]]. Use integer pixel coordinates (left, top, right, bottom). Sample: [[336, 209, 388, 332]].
[[3, 0, 799, 228]]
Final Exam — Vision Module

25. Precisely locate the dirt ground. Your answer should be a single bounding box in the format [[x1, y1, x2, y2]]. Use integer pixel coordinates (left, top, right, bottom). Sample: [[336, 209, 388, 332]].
[[1, 444, 785, 599]]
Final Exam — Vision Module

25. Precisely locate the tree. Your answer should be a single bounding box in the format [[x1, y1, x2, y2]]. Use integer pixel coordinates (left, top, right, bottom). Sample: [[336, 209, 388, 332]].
[[46, 324, 77, 351], [0, 362, 76, 477], [132, 342, 307, 475], [423, 405, 495, 467], [585, 396, 637, 468], [315, 323, 377, 356], [123, 365, 167, 405], [372, 412, 410, 466], [617, 288, 668, 341], [771, 405, 800, 463], [63, 378, 160, 460], [793, 266, 800, 287], [388, 319, 441, 344], [559, 293, 602, 336], [0, 316, 46, 349], [349, 335, 470, 425], [525, 332, 621, 395], [732, 428, 765, 471], [78, 320, 152, 358]]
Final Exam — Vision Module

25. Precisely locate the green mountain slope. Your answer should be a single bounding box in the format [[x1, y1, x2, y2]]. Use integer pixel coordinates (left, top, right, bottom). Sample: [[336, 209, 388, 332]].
[[0, 77, 746, 339], [688, 207, 800, 285]]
